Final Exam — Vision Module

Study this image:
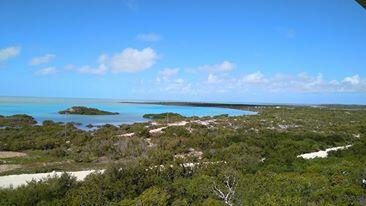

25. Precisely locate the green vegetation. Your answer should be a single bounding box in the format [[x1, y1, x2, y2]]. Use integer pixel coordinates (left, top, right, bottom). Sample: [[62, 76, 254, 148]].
[[59, 106, 119, 115], [143, 112, 185, 120], [0, 114, 36, 127], [0, 106, 366, 205]]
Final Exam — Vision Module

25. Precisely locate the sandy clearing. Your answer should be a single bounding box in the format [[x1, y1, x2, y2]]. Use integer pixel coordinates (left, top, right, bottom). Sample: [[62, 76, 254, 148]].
[[0, 164, 22, 173], [149, 120, 215, 134], [149, 126, 167, 134], [118, 132, 135, 137], [0, 169, 105, 188], [168, 121, 188, 126], [0, 151, 27, 158], [149, 121, 188, 134], [191, 119, 216, 126], [297, 145, 352, 159]]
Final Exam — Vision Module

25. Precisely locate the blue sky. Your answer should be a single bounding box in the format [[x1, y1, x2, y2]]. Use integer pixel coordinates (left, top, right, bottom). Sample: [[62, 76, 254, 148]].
[[0, 0, 366, 104]]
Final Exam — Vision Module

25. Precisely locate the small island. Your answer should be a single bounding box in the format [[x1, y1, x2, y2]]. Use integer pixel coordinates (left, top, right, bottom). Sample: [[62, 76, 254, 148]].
[[58, 106, 119, 115]]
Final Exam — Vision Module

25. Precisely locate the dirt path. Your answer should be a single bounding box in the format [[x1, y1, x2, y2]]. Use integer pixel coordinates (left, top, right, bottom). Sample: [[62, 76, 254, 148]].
[[0, 151, 27, 158]]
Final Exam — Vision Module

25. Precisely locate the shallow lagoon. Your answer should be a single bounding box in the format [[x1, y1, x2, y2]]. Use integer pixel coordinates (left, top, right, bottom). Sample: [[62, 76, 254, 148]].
[[0, 96, 255, 128]]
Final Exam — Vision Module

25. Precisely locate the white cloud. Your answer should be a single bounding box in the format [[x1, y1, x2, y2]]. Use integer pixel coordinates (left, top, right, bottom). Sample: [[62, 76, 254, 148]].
[[342, 75, 360, 85], [142, 69, 366, 97], [77, 64, 108, 74], [98, 54, 108, 63], [206, 73, 221, 84], [34, 67, 57, 75], [64, 64, 76, 71], [238, 72, 365, 93], [105, 47, 158, 73], [29, 54, 55, 65], [157, 68, 179, 82], [153, 69, 192, 94], [0, 46, 21, 62], [195, 61, 236, 73], [199, 71, 366, 94], [242, 71, 267, 84], [163, 78, 192, 93], [175, 78, 184, 84], [71, 47, 158, 75], [136, 33, 161, 42]]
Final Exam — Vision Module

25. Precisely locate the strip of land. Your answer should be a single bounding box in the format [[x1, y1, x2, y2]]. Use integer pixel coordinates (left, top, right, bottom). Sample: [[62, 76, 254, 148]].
[[120, 101, 266, 111]]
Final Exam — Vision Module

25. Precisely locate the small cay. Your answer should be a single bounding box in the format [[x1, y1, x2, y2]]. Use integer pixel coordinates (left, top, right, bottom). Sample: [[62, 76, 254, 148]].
[[58, 106, 119, 115]]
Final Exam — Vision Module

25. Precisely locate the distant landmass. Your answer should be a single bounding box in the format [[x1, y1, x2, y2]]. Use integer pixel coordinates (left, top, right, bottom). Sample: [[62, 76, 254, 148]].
[[58, 106, 119, 115], [122, 101, 259, 107], [122, 101, 366, 110]]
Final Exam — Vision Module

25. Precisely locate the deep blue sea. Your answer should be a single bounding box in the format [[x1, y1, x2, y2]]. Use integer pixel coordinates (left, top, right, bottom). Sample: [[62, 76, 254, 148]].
[[0, 96, 254, 128]]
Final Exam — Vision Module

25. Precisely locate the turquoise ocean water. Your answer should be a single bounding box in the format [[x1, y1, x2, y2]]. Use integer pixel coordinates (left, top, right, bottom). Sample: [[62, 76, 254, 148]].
[[0, 96, 254, 128]]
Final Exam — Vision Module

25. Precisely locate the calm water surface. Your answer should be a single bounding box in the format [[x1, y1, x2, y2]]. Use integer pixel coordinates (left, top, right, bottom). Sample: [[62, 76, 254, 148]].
[[0, 97, 255, 128]]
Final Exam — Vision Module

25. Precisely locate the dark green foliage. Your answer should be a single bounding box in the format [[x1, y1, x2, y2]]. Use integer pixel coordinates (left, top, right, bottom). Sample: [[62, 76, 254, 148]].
[[143, 112, 185, 120], [59, 106, 119, 115], [0, 114, 36, 127], [0, 173, 78, 206]]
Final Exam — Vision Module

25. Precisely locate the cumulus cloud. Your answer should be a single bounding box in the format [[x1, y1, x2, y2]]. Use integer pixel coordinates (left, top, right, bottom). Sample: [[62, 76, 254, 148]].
[[0, 46, 21, 62], [77, 64, 108, 74], [194, 61, 236, 73], [34, 67, 57, 75], [104, 47, 158, 73], [164, 78, 192, 93], [137, 67, 366, 97], [157, 68, 179, 82], [64, 64, 76, 71], [241, 71, 267, 84], [233, 72, 366, 93], [136, 33, 161, 42], [206, 73, 222, 84], [342, 75, 360, 85], [29, 54, 55, 66], [173, 71, 366, 96], [72, 47, 158, 74], [153, 68, 192, 94]]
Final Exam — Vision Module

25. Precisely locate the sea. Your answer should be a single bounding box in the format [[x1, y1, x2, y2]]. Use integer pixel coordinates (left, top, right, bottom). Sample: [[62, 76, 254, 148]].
[[0, 96, 255, 129]]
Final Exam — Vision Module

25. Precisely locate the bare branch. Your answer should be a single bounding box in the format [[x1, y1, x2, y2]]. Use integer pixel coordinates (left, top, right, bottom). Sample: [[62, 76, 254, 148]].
[[212, 175, 237, 206]]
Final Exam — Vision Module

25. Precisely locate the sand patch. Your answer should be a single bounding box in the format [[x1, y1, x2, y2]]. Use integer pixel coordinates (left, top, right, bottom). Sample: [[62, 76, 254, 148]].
[[0, 151, 27, 158], [297, 145, 352, 159], [0, 169, 105, 188], [0, 164, 22, 173]]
